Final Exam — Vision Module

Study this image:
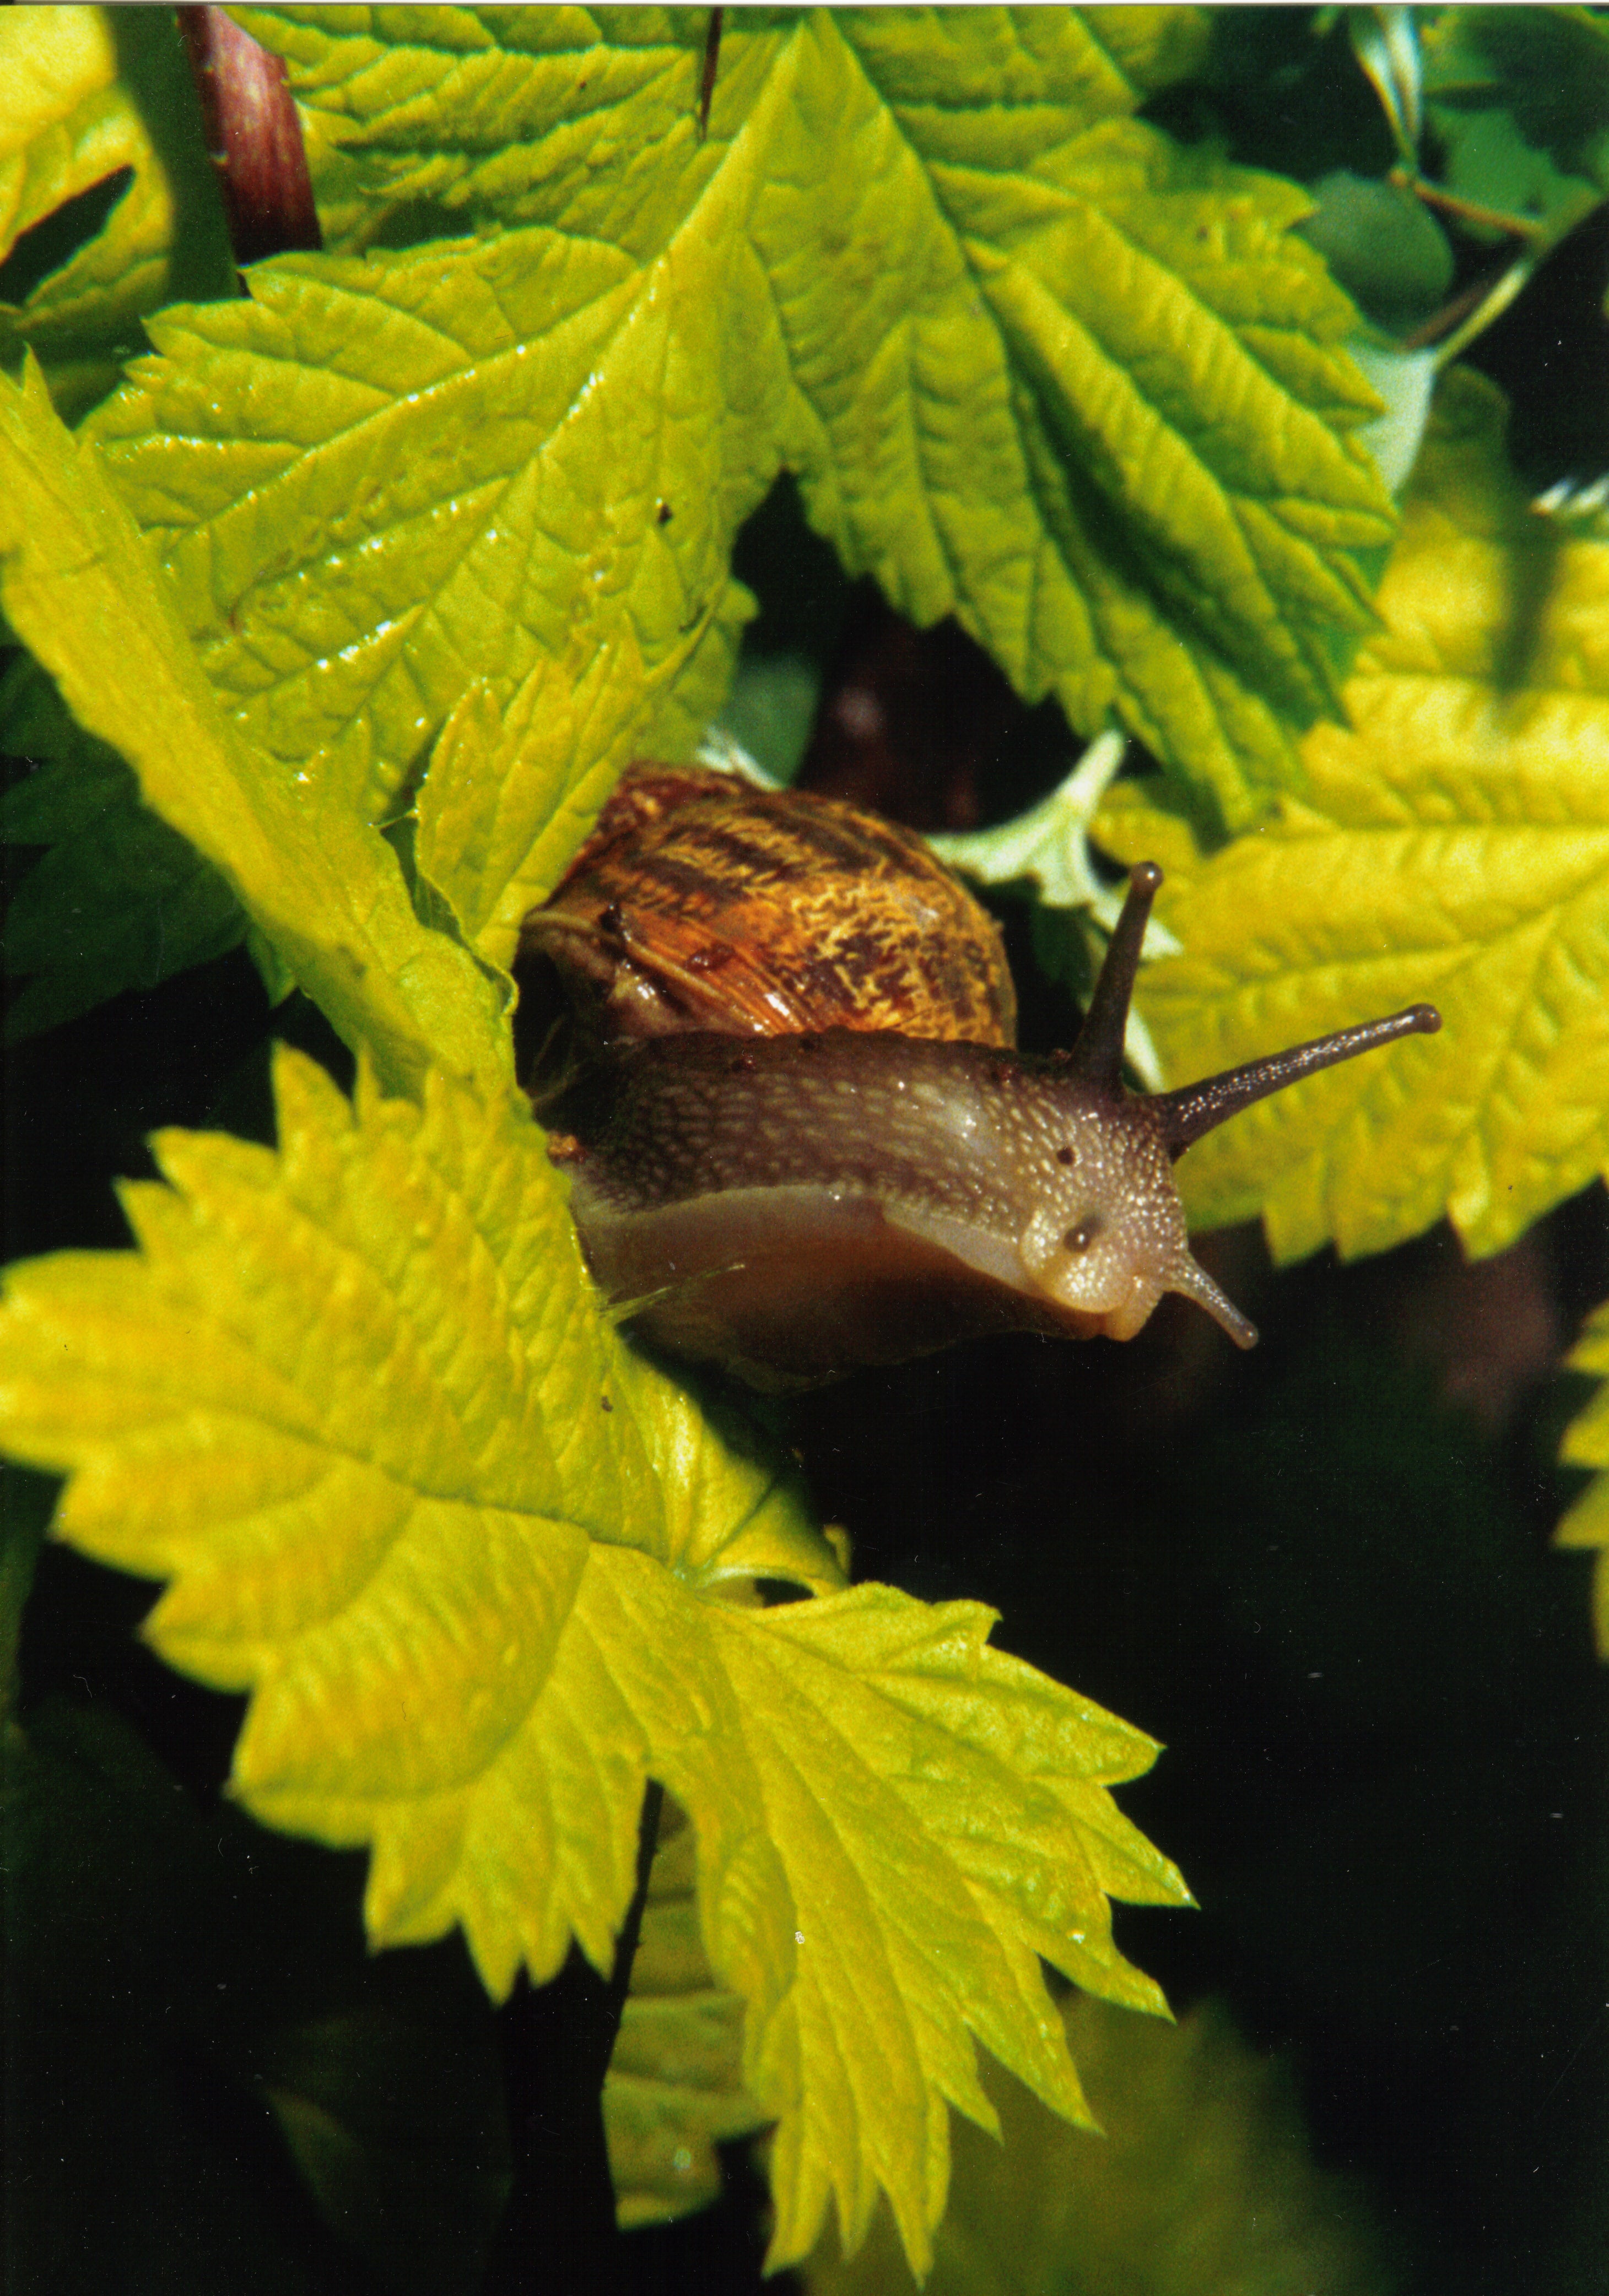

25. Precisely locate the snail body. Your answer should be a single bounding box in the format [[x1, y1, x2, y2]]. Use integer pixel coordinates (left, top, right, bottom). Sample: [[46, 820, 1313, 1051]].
[[521, 767, 1440, 1390]]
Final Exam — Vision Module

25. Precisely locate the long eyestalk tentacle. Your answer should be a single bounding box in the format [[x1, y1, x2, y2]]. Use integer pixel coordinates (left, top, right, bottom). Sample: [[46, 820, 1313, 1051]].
[[1154, 1004, 1442, 1159], [1066, 862, 1163, 1091]]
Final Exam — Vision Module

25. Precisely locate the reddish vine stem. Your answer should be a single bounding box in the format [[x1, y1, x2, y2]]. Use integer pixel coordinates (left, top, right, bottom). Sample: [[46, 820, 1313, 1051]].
[[698, 8, 724, 142], [177, 6, 321, 269]]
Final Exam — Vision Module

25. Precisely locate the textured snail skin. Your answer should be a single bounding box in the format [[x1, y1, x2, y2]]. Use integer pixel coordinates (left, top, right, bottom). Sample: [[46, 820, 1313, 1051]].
[[547, 1030, 1256, 1390]]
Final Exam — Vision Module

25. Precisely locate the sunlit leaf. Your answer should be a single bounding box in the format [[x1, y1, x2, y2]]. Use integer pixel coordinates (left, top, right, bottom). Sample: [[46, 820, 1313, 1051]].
[[1100, 369, 1609, 1265], [94, 5, 1394, 829], [0, 355, 507, 1096], [0, 1046, 1186, 2276]]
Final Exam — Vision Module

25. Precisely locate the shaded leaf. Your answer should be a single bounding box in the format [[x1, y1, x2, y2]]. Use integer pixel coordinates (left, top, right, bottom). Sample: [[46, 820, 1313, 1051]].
[[258, 1998, 511, 2293], [0, 1046, 1185, 2276], [803, 1992, 1393, 2296], [0, 355, 508, 1096], [1100, 369, 1609, 1265], [604, 1796, 767, 2230], [1, 657, 242, 1041], [97, 6, 1395, 827], [0, 7, 234, 419], [4, 1695, 509, 2295], [1423, 7, 1609, 198]]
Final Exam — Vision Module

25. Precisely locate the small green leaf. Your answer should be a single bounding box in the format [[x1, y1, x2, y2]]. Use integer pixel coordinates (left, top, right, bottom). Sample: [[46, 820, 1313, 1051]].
[[1424, 6, 1609, 197], [1101, 369, 1609, 1266], [0, 356, 508, 1095], [1298, 174, 1452, 335], [930, 730, 1132, 920], [930, 730, 1172, 1089], [0, 1046, 1186, 2277], [0, 7, 234, 419], [1, 657, 244, 1040], [803, 1993, 1392, 2296], [98, 6, 1394, 827]]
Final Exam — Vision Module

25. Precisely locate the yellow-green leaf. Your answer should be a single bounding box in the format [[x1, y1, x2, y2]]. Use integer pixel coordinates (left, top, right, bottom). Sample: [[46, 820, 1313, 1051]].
[[1100, 369, 1609, 1265], [90, 5, 1393, 827], [0, 355, 507, 1096], [0, 1047, 1187, 2277]]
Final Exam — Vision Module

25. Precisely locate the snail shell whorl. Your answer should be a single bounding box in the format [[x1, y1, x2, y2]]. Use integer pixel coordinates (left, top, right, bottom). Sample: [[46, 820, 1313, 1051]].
[[521, 765, 1016, 1051]]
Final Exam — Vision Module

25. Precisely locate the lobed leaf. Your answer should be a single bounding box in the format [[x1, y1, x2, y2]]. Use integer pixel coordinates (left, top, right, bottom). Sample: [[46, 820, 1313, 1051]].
[[92, 5, 1394, 828], [1100, 370, 1609, 1265], [0, 1046, 1186, 2276], [0, 355, 507, 1096]]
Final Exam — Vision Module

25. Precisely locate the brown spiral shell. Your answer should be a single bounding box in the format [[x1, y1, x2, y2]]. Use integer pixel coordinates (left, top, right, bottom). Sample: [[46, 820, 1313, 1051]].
[[520, 764, 1017, 1051]]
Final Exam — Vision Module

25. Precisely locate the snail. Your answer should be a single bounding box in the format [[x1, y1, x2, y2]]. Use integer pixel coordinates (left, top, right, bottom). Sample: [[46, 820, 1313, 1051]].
[[517, 765, 1440, 1390]]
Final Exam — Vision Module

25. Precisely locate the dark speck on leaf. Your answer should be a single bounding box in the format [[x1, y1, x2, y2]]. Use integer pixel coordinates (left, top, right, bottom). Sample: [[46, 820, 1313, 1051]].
[[657, 501, 673, 525], [600, 1395, 613, 1411]]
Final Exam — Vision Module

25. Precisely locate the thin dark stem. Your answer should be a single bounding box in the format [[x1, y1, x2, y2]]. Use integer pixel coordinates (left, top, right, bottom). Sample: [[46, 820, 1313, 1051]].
[[1154, 1004, 1441, 1159], [606, 1778, 666, 2031], [483, 1779, 666, 2292], [698, 8, 724, 142]]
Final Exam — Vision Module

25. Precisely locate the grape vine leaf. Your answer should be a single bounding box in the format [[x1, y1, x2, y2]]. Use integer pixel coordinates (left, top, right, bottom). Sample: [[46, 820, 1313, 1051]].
[[0, 1046, 1190, 2275], [1099, 368, 1609, 1267], [1556, 1299, 1609, 1659], [0, 6, 234, 419], [803, 1992, 1391, 2296], [85, 3, 1396, 832], [0, 356, 507, 1096]]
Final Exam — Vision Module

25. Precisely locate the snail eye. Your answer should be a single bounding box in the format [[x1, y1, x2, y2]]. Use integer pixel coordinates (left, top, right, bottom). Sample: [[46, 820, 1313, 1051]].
[[1062, 1215, 1102, 1254]]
